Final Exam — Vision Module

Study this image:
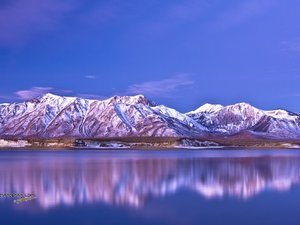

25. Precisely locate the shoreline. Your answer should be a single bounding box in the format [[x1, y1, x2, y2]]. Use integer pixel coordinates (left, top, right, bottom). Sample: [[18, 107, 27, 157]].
[[1, 137, 300, 150], [1, 146, 300, 151]]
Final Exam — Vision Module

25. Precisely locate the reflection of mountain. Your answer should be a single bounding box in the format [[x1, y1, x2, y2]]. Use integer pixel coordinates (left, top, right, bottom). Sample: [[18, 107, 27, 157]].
[[1, 154, 300, 209]]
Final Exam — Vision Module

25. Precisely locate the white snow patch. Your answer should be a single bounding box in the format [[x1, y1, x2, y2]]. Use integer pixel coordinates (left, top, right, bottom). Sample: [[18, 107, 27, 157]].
[[187, 103, 223, 114], [0, 139, 30, 148]]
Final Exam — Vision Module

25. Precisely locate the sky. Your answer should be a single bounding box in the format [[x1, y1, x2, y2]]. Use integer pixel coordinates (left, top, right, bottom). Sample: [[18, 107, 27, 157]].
[[0, 0, 300, 113]]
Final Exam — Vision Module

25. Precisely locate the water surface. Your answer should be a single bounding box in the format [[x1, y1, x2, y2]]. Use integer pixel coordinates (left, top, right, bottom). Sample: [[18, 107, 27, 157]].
[[1, 149, 300, 225]]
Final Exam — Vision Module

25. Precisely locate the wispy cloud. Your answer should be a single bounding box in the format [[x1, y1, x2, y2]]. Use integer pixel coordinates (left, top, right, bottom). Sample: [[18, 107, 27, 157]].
[[0, 87, 109, 102], [0, 0, 81, 46], [127, 74, 194, 97], [208, 0, 278, 31], [15, 87, 53, 100], [85, 75, 97, 79]]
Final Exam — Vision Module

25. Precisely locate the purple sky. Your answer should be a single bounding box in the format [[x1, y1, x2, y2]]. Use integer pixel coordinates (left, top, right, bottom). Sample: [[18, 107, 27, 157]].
[[1, 0, 300, 113]]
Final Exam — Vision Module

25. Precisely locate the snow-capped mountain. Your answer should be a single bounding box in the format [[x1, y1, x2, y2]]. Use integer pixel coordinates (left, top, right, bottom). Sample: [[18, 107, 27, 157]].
[[0, 93, 299, 139], [0, 93, 206, 138], [186, 102, 300, 138]]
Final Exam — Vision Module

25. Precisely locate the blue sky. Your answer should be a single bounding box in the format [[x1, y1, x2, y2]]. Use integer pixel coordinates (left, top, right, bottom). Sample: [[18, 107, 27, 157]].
[[0, 0, 300, 113]]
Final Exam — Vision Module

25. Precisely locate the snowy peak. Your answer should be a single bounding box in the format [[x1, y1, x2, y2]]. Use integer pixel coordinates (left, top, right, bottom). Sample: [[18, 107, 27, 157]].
[[225, 102, 259, 111], [189, 102, 260, 114], [187, 102, 300, 138], [105, 94, 155, 106], [266, 109, 299, 120], [40, 93, 62, 100], [36, 93, 153, 106], [222, 103, 263, 121], [188, 102, 262, 115], [188, 103, 224, 114]]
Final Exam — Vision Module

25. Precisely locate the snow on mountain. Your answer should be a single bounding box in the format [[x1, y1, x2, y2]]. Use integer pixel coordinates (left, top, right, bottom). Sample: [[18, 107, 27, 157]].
[[0, 94, 299, 139], [186, 103, 300, 138], [151, 105, 208, 132], [0, 93, 205, 138], [188, 103, 224, 114]]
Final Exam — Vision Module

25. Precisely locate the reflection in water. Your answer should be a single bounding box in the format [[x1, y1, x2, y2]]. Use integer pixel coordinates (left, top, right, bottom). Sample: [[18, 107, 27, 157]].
[[1, 151, 300, 209]]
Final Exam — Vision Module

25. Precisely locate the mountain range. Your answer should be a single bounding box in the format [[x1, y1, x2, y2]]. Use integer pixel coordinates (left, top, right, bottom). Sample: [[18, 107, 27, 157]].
[[0, 93, 299, 140]]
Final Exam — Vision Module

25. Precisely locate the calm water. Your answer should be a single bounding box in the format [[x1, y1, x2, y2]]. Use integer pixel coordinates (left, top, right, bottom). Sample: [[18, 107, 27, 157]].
[[1, 149, 300, 225]]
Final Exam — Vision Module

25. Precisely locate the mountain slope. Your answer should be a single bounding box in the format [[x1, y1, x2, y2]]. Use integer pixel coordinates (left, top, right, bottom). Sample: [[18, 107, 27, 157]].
[[0, 94, 205, 138], [186, 103, 300, 138], [0, 94, 299, 139]]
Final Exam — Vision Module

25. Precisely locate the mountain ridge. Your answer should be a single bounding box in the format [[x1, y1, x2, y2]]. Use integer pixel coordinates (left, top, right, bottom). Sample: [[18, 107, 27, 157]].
[[0, 93, 299, 139]]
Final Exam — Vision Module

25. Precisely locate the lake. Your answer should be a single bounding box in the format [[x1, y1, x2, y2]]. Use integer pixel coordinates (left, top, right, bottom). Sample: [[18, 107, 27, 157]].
[[1, 149, 300, 225]]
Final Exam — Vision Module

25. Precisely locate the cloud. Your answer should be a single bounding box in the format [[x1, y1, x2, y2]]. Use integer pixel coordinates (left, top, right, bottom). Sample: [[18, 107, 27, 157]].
[[85, 75, 97, 79], [127, 74, 194, 97], [15, 87, 53, 100], [0, 86, 115, 104], [1, 87, 110, 102], [0, 0, 81, 46], [208, 0, 278, 31]]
